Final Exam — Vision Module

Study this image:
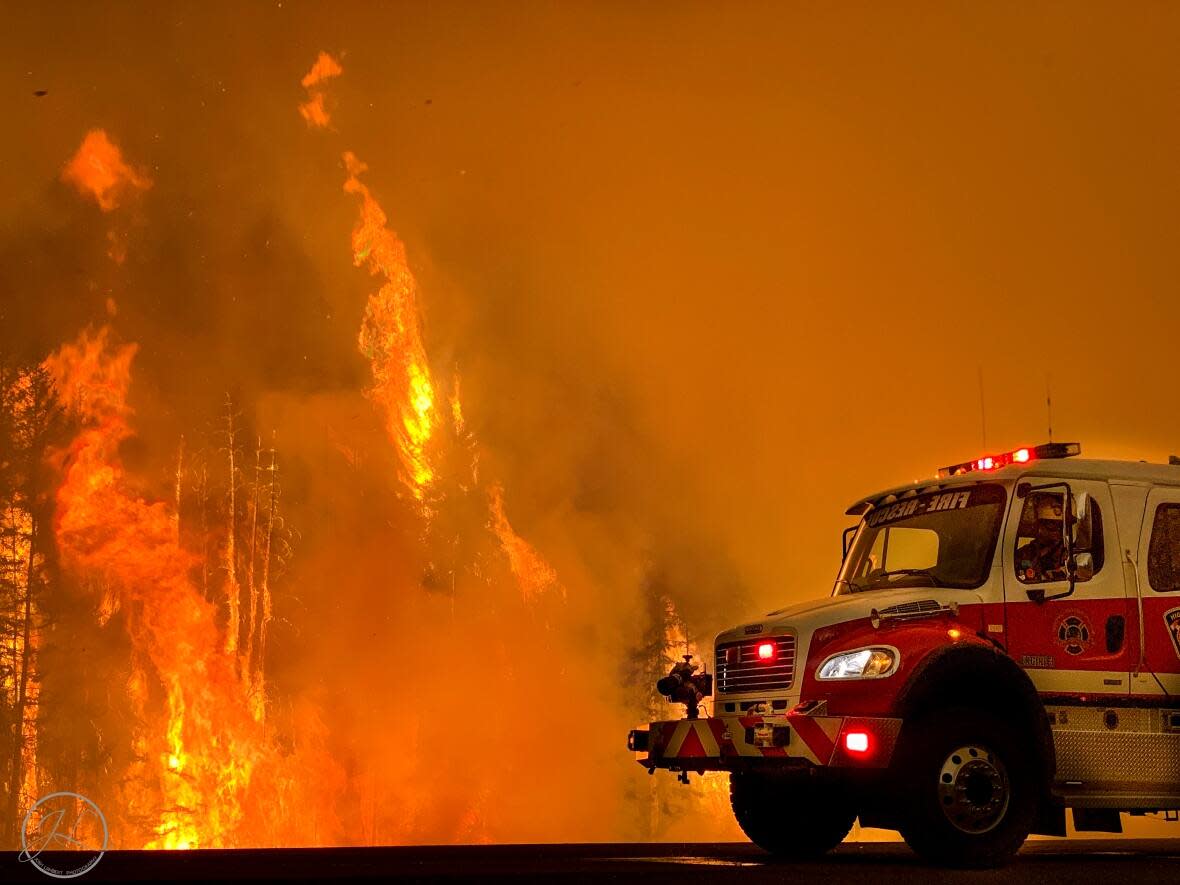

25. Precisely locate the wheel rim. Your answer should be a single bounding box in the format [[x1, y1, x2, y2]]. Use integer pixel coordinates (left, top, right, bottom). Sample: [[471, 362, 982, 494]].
[[936, 744, 1010, 834]]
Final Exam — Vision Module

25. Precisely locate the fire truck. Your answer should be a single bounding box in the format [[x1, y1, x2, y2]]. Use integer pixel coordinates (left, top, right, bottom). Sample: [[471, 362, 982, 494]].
[[628, 443, 1180, 867]]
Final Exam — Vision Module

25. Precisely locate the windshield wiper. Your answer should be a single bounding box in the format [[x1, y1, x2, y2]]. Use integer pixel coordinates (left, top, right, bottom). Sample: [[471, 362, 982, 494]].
[[871, 568, 944, 588], [847, 568, 948, 590], [839, 570, 948, 593]]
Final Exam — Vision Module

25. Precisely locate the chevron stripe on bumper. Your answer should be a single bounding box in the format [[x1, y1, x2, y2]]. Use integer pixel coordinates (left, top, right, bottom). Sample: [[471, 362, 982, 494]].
[[629, 713, 902, 771]]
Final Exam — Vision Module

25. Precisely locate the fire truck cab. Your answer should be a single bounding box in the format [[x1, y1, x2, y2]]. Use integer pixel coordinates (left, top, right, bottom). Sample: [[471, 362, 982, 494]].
[[628, 443, 1180, 867]]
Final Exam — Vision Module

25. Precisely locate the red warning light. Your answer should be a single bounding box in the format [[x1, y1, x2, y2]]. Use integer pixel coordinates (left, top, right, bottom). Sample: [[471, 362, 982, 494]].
[[844, 731, 871, 754], [938, 442, 1080, 478], [756, 642, 775, 661]]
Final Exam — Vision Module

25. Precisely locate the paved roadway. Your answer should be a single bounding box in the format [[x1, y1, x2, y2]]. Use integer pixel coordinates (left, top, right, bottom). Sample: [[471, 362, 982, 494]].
[[5, 840, 1180, 883]]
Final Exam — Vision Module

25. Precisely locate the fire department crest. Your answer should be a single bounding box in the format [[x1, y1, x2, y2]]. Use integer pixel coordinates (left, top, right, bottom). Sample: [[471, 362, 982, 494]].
[[1054, 613, 1091, 656], [1165, 607, 1180, 660]]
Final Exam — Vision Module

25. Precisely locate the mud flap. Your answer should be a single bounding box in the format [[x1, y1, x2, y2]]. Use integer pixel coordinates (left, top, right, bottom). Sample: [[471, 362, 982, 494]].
[[1072, 808, 1122, 833]]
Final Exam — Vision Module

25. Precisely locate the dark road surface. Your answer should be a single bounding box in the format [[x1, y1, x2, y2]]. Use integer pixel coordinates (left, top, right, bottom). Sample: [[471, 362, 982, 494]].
[[6, 840, 1180, 884]]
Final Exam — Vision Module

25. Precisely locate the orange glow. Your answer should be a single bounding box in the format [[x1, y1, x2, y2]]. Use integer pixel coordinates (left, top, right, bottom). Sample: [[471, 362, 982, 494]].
[[61, 130, 152, 212], [947, 628, 962, 640]]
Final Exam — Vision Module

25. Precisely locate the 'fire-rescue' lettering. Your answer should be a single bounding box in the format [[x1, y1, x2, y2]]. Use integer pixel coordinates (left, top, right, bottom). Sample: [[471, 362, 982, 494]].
[[867, 490, 974, 527]]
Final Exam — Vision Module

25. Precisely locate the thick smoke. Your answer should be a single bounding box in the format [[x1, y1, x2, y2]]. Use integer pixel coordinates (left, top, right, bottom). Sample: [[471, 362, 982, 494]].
[[0, 47, 752, 848]]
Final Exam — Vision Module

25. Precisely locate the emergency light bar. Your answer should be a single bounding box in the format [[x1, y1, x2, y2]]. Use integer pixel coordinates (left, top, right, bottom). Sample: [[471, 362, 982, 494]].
[[937, 442, 1080, 478]]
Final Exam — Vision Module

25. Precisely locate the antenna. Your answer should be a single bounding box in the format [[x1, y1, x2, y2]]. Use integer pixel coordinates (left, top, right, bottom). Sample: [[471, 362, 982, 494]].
[[1046, 373, 1053, 443], [977, 366, 987, 450]]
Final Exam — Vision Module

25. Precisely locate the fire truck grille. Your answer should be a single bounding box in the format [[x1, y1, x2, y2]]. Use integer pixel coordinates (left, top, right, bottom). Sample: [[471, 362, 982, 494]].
[[715, 635, 796, 694], [877, 599, 940, 617]]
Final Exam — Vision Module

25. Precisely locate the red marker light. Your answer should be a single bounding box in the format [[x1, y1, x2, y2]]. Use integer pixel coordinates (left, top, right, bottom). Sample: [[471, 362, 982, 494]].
[[844, 731, 871, 754], [756, 642, 775, 661]]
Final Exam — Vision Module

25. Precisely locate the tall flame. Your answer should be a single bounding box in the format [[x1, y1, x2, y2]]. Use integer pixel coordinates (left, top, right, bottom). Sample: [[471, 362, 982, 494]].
[[45, 327, 265, 848], [346, 152, 439, 502], [313, 53, 564, 605]]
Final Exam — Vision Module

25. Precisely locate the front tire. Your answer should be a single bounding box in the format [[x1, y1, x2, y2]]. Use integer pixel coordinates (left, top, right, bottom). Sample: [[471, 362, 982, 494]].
[[896, 707, 1036, 868], [730, 770, 856, 859]]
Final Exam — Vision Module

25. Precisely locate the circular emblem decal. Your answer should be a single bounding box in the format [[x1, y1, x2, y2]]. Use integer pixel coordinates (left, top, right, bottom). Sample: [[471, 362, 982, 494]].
[[1055, 613, 1091, 656]]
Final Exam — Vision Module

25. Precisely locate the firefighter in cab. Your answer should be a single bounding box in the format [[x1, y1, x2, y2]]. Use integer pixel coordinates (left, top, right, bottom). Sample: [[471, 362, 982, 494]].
[[1015, 492, 1068, 583]]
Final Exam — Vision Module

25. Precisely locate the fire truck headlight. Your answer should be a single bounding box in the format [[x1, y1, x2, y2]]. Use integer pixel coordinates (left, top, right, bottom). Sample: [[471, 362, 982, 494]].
[[817, 647, 898, 680]]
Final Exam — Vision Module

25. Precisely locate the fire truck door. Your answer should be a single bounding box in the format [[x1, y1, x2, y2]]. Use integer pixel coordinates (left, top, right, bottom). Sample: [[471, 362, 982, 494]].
[[1135, 485, 1180, 697], [1002, 479, 1133, 697]]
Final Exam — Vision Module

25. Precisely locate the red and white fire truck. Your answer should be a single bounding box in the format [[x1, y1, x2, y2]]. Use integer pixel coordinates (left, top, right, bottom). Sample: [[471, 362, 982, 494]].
[[628, 443, 1180, 867]]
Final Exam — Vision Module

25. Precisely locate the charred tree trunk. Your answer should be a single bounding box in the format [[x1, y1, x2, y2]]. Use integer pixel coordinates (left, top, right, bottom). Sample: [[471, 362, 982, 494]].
[[243, 440, 261, 683], [254, 445, 279, 709], [222, 396, 240, 656], [196, 460, 211, 603], [173, 436, 185, 544], [0, 511, 21, 846], [6, 512, 35, 839]]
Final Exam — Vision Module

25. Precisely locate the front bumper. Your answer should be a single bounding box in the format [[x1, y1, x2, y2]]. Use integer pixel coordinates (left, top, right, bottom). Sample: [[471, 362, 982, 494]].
[[629, 711, 902, 772]]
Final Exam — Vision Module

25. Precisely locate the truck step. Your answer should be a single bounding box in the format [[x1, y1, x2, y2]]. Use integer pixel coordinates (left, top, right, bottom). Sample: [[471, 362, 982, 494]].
[[1055, 785, 1180, 811]]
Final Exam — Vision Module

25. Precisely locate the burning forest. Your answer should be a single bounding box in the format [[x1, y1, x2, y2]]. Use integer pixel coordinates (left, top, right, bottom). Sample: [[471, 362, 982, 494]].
[[0, 50, 747, 849]]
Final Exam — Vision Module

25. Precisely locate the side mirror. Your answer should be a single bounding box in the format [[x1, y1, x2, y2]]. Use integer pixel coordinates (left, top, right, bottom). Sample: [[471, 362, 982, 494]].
[[1072, 492, 1093, 553], [842, 525, 858, 562]]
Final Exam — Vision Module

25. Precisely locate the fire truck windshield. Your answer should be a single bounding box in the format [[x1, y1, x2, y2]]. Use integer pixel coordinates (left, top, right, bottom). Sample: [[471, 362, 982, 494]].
[[838, 483, 1007, 593]]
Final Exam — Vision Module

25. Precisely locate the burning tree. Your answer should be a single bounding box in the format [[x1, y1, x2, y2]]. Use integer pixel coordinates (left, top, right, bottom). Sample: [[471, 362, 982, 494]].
[[237, 435, 289, 721], [0, 359, 64, 844], [38, 328, 337, 848], [0, 124, 341, 850]]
